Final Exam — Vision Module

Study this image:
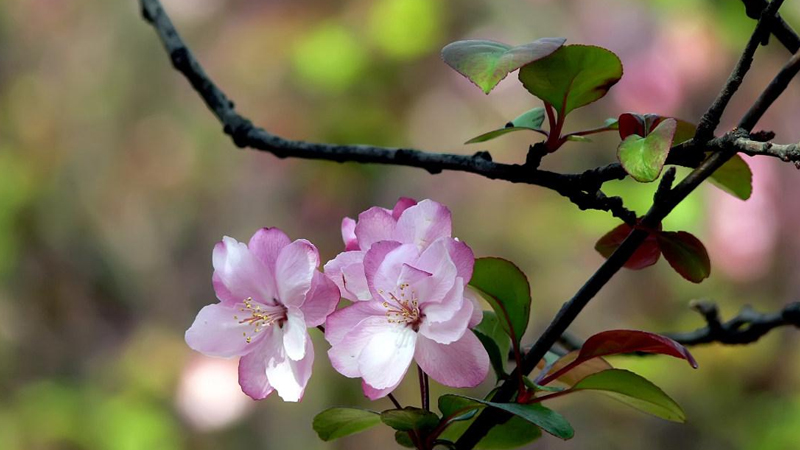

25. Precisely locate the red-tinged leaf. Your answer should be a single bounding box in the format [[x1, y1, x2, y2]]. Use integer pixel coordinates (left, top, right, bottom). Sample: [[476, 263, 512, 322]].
[[618, 113, 645, 139], [579, 330, 698, 368], [619, 113, 696, 144], [594, 223, 661, 270], [541, 351, 613, 387], [617, 118, 677, 182], [657, 231, 711, 283]]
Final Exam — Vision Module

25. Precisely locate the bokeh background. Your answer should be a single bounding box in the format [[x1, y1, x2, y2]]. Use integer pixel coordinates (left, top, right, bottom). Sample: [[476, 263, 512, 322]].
[[2, 0, 800, 449]]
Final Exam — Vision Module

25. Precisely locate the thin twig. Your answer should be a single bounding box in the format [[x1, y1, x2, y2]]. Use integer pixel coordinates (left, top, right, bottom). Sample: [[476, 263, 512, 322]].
[[741, 0, 800, 53], [388, 393, 403, 410], [418, 365, 430, 411], [740, 49, 800, 130], [666, 301, 800, 346]]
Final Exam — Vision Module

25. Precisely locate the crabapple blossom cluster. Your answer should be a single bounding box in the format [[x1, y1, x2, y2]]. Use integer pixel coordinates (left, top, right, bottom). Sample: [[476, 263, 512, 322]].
[[185, 199, 489, 402]]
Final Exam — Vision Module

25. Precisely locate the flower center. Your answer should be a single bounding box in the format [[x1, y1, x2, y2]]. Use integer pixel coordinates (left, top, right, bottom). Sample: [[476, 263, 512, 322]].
[[234, 297, 287, 343], [381, 283, 423, 331]]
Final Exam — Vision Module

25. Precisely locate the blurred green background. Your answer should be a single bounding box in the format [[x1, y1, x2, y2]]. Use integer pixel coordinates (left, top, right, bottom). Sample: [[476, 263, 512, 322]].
[[2, 0, 800, 448]]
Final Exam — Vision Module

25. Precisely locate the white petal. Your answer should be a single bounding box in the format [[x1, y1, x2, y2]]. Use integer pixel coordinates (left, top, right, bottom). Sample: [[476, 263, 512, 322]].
[[358, 326, 417, 389], [282, 309, 307, 361], [266, 335, 314, 402]]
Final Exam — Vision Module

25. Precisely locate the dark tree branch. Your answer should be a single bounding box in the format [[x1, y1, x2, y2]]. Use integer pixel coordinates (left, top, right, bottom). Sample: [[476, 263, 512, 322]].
[[742, 0, 800, 53], [740, 48, 800, 130], [456, 2, 786, 447], [667, 301, 800, 346], [138, 0, 640, 223]]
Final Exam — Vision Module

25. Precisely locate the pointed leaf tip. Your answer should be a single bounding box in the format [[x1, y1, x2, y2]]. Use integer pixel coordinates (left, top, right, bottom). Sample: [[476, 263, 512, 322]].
[[442, 38, 566, 94], [579, 330, 698, 369]]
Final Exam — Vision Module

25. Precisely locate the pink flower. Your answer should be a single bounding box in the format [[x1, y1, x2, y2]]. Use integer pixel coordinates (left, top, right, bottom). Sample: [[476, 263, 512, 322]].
[[324, 200, 489, 399], [325, 198, 470, 301], [185, 228, 340, 402]]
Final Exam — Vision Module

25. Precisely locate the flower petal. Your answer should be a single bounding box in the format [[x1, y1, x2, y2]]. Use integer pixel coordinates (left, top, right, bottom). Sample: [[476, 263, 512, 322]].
[[464, 286, 484, 329], [213, 236, 275, 305], [362, 379, 402, 401], [411, 239, 458, 305], [394, 199, 452, 250], [364, 242, 419, 299], [248, 228, 291, 274], [415, 332, 489, 388], [418, 283, 472, 344], [355, 207, 396, 250], [300, 271, 341, 327], [282, 308, 307, 361], [266, 334, 314, 402], [358, 325, 417, 389], [275, 240, 319, 307], [446, 238, 475, 284], [237, 327, 280, 400], [327, 313, 389, 377], [325, 301, 385, 346], [392, 197, 418, 220], [185, 303, 258, 357], [342, 217, 359, 251], [324, 251, 369, 301]]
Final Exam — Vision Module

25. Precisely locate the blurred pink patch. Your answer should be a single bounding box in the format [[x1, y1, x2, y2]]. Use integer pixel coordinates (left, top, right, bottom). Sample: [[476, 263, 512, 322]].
[[613, 51, 683, 114], [708, 158, 778, 281], [176, 357, 252, 431]]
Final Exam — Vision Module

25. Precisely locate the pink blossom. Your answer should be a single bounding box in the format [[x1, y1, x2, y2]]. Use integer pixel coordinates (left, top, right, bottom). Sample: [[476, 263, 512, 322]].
[[185, 228, 340, 402], [324, 200, 489, 398], [325, 198, 465, 301]]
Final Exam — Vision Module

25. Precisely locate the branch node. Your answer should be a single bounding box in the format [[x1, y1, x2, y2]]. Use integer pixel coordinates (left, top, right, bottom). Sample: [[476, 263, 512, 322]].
[[654, 167, 676, 203], [472, 151, 492, 162], [524, 143, 548, 169]]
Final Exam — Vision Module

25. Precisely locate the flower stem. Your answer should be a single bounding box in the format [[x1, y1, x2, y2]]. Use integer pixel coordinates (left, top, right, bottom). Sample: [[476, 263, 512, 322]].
[[418, 365, 430, 411], [388, 393, 402, 409]]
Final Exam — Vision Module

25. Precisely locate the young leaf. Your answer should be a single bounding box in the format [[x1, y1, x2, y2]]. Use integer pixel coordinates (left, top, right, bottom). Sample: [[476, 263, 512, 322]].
[[380, 407, 440, 432], [541, 350, 613, 387], [465, 107, 546, 144], [657, 231, 711, 283], [518, 45, 623, 118], [441, 38, 566, 94], [469, 258, 532, 346], [439, 394, 574, 439], [313, 408, 382, 441], [578, 330, 698, 368], [708, 153, 753, 200], [473, 310, 512, 379], [571, 369, 686, 422], [394, 431, 416, 448], [595, 223, 661, 270], [617, 118, 677, 182]]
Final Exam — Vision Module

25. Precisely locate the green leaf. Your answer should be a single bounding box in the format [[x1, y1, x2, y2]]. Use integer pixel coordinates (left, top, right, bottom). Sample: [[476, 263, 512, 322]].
[[381, 407, 440, 432], [395, 431, 416, 448], [313, 408, 382, 441], [441, 38, 566, 94], [604, 117, 620, 129], [673, 119, 697, 145], [571, 369, 686, 422], [439, 395, 481, 423], [465, 107, 546, 144], [473, 311, 511, 379], [617, 118, 677, 182], [518, 45, 623, 118], [541, 351, 612, 387], [441, 415, 542, 449], [657, 231, 711, 283], [438, 395, 573, 440], [469, 258, 532, 346], [709, 153, 753, 200]]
